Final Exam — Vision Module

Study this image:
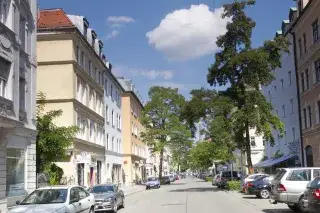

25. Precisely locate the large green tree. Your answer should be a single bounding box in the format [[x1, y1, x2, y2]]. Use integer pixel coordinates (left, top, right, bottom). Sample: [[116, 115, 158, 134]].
[[36, 92, 79, 174], [140, 86, 191, 180], [207, 0, 288, 173]]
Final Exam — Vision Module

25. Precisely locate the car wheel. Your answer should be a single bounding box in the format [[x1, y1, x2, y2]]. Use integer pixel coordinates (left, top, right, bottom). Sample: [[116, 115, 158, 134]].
[[259, 189, 270, 199], [298, 196, 307, 212], [146, 187, 149, 190], [89, 207, 94, 213], [120, 197, 125, 208]]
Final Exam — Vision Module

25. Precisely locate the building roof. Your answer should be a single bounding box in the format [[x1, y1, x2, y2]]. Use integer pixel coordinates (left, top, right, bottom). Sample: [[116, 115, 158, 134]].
[[38, 8, 74, 29]]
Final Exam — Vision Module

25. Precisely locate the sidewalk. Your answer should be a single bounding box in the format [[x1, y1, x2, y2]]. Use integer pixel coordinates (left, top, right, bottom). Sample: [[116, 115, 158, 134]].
[[225, 190, 291, 213], [121, 184, 145, 196]]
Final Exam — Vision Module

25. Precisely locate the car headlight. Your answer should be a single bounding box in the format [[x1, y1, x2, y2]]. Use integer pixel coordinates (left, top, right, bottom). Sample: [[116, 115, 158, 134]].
[[104, 198, 112, 202]]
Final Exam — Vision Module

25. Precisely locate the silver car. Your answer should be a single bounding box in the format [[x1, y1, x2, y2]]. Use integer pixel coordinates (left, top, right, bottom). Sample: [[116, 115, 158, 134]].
[[89, 184, 124, 212], [270, 167, 320, 212], [8, 185, 95, 213]]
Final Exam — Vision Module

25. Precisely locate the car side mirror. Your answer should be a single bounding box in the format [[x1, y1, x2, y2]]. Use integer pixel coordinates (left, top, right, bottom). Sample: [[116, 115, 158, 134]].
[[16, 200, 21, 205]]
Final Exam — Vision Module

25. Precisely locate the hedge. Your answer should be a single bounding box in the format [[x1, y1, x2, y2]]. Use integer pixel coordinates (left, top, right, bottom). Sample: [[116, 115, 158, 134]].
[[205, 177, 213, 182], [226, 180, 241, 191]]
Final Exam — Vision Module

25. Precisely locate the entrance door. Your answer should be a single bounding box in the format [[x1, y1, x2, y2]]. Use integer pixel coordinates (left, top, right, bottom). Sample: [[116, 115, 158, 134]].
[[306, 145, 314, 167], [77, 163, 84, 186]]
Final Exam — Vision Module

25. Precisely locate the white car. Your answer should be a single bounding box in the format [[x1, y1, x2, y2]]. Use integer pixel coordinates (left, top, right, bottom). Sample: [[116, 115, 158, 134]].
[[8, 185, 95, 213], [241, 173, 266, 192]]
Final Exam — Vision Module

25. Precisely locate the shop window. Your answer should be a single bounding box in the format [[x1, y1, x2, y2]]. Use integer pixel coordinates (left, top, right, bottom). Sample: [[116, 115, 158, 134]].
[[6, 148, 25, 197]]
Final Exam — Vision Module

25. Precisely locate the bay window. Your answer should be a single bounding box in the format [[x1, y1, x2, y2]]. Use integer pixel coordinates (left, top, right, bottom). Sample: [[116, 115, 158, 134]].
[[6, 148, 25, 197]]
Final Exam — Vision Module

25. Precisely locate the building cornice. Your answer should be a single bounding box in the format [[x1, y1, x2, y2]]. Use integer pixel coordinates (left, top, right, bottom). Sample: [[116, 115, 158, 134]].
[[122, 91, 144, 109]]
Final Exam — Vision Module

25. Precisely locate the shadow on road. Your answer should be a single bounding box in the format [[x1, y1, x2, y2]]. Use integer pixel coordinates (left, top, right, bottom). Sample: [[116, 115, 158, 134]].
[[262, 209, 292, 213], [171, 183, 186, 185], [242, 196, 259, 199], [169, 187, 222, 192]]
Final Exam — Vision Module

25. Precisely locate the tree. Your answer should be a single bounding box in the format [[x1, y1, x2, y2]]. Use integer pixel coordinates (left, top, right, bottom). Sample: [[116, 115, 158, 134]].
[[206, 0, 288, 173], [36, 92, 79, 174], [140, 86, 191, 181], [189, 141, 231, 172]]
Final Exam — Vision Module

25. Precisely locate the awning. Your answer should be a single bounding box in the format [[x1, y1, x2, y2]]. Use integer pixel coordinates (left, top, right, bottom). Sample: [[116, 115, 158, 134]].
[[254, 158, 274, 168], [263, 154, 297, 168]]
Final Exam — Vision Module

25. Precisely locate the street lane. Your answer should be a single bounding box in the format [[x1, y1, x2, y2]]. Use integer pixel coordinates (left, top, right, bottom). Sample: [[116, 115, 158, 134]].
[[119, 177, 270, 213]]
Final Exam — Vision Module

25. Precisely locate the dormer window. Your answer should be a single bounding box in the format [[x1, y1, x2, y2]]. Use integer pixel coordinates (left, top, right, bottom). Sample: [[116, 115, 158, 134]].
[[83, 18, 89, 38], [91, 30, 97, 47], [298, 1, 302, 14], [98, 41, 103, 57]]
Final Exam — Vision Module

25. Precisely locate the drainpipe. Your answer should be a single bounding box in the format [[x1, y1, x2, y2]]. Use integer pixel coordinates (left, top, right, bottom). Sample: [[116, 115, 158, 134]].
[[290, 31, 305, 167]]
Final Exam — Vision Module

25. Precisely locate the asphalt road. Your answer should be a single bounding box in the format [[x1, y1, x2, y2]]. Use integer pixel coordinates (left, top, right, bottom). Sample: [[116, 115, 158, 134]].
[[118, 177, 276, 213]]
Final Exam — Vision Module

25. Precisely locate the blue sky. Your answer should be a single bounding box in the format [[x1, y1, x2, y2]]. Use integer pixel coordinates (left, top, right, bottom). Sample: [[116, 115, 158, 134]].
[[39, 0, 296, 101]]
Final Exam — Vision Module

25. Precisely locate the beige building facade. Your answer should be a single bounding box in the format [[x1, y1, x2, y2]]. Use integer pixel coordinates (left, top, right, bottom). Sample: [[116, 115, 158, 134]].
[[37, 9, 108, 187], [290, 0, 320, 167], [118, 78, 147, 186]]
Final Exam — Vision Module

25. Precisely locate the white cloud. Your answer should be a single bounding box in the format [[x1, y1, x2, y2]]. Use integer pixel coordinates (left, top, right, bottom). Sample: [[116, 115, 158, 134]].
[[154, 82, 186, 90], [105, 30, 120, 40], [107, 16, 135, 24], [112, 65, 174, 80], [146, 5, 231, 61]]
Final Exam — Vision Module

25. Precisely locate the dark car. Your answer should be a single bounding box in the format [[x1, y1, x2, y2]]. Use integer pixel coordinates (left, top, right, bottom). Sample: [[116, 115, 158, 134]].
[[246, 175, 272, 199], [218, 171, 240, 188], [302, 177, 320, 213], [162, 176, 171, 184]]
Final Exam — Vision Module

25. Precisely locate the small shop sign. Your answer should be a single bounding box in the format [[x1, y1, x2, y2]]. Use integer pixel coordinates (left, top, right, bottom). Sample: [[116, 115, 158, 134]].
[[75, 152, 91, 164]]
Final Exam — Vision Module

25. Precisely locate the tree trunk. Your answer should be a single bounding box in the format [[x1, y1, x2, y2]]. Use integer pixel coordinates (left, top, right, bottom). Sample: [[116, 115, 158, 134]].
[[158, 148, 164, 181], [245, 122, 253, 174]]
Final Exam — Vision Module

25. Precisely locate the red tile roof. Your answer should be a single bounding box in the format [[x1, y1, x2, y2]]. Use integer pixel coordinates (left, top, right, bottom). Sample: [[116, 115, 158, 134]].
[[38, 8, 74, 30]]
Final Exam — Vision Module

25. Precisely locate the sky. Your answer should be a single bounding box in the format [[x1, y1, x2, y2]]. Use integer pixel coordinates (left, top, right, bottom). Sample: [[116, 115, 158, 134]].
[[39, 0, 296, 101]]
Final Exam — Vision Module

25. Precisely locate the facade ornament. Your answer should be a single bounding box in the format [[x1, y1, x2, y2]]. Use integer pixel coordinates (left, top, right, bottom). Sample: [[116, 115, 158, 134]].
[[0, 97, 14, 117]]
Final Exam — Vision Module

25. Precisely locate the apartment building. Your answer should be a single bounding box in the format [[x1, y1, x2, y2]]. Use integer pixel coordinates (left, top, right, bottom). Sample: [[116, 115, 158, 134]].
[[117, 78, 147, 186], [260, 8, 302, 169], [0, 0, 38, 210], [290, 0, 320, 166], [146, 148, 171, 177], [37, 9, 108, 187], [104, 65, 124, 184]]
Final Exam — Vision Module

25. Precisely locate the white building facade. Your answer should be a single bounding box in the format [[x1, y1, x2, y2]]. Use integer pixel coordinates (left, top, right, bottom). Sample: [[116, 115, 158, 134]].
[[104, 66, 124, 185], [0, 0, 37, 211], [261, 17, 302, 168]]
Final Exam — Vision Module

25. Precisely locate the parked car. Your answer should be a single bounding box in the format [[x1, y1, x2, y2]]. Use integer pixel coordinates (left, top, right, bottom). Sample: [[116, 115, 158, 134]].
[[246, 175, 273, 199], [241, 173, 266, 192], [302, 176, 320, 213], [212, 174, 221, 186], [218, 171, 240, 188], [169, 174, 175, 182], [89, 184, 125, 212], [146, 177, 161, 189], [8, 185, 95, 213], [270, 167, 320, 212], [162, 176, 171, 184]]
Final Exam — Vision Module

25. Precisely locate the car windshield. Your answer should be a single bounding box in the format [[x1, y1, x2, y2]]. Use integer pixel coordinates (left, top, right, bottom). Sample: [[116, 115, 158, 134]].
[[20, 189, 68, 205], [91, 185, 114, 193], [308, 178, 320, 189], [148, 177, 158, 181], [273, 169, 287, 181]]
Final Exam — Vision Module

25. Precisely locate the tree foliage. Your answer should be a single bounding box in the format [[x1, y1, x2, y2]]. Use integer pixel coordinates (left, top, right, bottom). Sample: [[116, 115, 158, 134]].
[[204, 0, 288, 173], [36, 92, 79, 173], [140, 86, 191, 180]]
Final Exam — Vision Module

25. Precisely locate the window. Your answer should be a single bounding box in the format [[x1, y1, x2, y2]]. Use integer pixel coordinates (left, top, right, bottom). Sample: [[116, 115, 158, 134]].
[[111, 85, 113, 99], [19, 16, 26, 51], [0, 58, 10, 98], [98, 71, 101, 85], [290, 98, 294, 113], [308, 105, 312, 128], [91, 33, 96, 47], [288, 71, 292, 85], [97, 161, 101, 184], [315, 60, 320, 82], [88, 61, 92, 76], [106, 105, 109, 123], [81, 52, 85, 68], [0, 2, 8, 23], [19, 76, 26, 111], [106, 134, 109, 150], [90, 120, 94, 139], [312, 19, 319, 44], [292, 127, 296, 142], [84, 23, 88, 38], [288, 169, 311, 181], [76, 46, 79, 62], [303, 108, 307, 129], [99, 43, 103, 57], [281, 79, 284, 90], [250, 137, 256, 147], [6, 148, 25, 197], [111, 110, 114, 126], [305, 69, 309, 89], [282, 105, 286, 118], [318, 101, 320, 123], [298, 38, 302, 57], [112, 137, 115, 151], [303, 33, 307, 53], [300, 72, 305, 92]]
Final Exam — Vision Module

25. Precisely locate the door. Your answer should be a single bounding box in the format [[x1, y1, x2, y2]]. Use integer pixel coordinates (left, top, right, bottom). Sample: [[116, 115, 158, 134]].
[[69, 187, 81, 213], [114, 185, 122, 206], [77, 187, 91, 213]]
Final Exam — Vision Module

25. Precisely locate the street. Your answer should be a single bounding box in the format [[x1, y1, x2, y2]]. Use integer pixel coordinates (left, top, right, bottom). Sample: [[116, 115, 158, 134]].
[[119, 177, 292, 213]]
